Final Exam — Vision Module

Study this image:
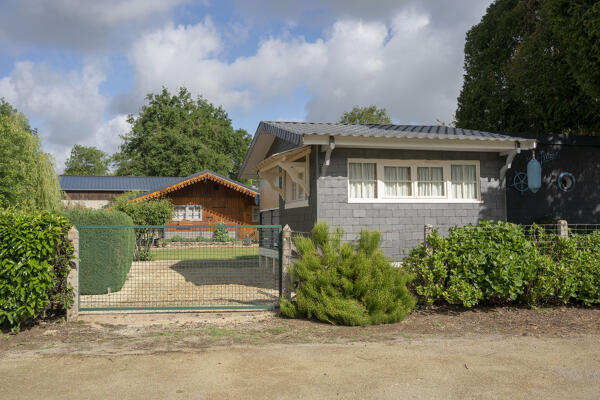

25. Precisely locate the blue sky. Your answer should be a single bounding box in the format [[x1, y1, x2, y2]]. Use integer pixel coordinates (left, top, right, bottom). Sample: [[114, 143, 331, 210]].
[[0, 0, 492, 170]]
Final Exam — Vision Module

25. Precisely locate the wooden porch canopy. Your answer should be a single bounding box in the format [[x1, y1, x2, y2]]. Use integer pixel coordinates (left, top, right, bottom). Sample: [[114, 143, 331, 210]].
[[256, 146, 311, 200], [133, 170, 257, 202]]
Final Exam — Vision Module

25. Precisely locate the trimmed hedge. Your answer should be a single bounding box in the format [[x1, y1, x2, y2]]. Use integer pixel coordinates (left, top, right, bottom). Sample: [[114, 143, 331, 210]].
[[0, 209, 74, 328], [61, 209, 135, 295], [403, 221, 600, 307]]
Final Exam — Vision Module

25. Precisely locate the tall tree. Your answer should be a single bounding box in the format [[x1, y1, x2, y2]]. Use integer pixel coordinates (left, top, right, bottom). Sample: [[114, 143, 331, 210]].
[[0, 99, 61, 210], [113, 87, 251, 178], [339, 106, 392, 124], [455, 0, 600, 135], [64, 145, 110, 175]]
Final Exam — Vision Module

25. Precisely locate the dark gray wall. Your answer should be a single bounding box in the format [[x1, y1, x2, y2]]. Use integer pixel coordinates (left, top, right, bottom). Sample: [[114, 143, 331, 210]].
[[259, 141, 318, 232], [506, 142, 600, 224], [316, 148, 506, 260]]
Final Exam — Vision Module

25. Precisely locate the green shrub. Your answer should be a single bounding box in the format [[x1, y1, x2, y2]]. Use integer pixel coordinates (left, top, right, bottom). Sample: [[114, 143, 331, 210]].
[[404, 221, 553, 307], [111, 192, 173, 260], [280, 222, 415, 326], [61, 208, 135, 295], [0, 209, 74, 329], [404, 221, 600, 308], [532, 228, 600, 306], [169, 235, 184, 242], [213, 223, 230, 242]]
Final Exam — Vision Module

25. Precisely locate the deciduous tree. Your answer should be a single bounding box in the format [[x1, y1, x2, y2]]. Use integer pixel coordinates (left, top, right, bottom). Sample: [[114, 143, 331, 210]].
[[64, 145, 110, 175], [339, 105, 392, 125]]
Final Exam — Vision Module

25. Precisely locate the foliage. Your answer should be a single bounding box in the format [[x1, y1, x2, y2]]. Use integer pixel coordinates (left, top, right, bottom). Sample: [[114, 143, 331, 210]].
[[111, 192, 174, 260], [113, 87, 252, 179], [339, 105, 392, 125], [403, 221, 600, 307], [455, 0, 600, 135], [213, 223, 231, 242], [0, 99, 61, 210], [280, 222, 415, 326], [60, 208, 135, 295], [64, 145, 110, 175], [0, 209, 74, 329]]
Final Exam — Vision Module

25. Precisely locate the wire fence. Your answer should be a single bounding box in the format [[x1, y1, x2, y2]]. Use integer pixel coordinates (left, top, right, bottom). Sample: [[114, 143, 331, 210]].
[[77, 224, 281, 311]]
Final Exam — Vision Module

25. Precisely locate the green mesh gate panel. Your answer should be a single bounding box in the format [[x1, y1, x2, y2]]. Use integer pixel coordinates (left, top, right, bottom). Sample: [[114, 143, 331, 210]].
[[77, 225, 282, 311]]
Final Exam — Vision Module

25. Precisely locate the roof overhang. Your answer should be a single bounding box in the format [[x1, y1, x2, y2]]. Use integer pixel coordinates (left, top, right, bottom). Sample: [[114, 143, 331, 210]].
[[256, 146, 311, 173], [303, 134, 537, 152], [134, 171, 257, 202]]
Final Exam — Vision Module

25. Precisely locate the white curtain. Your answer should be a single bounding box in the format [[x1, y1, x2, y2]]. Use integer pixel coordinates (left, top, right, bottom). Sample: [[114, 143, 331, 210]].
[[349, 163, 375, 199], [418, 167, 444, 197], [384, 166, 410, 197], [452, 165, 477, 199]]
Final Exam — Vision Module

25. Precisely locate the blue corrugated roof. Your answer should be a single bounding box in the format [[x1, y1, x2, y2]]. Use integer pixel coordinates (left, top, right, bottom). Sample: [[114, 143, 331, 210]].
[[59, 175, 181, 191]]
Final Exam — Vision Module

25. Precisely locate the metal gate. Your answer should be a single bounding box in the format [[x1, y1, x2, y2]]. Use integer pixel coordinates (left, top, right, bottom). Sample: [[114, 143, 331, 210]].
[[76, 224, 282, 311]]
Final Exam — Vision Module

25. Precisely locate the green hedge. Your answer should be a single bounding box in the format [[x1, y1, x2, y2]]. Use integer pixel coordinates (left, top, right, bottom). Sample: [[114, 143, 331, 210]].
[[0, 209, 74, 329], [403, 221, 600, 307], [61, 209, 135, 295]]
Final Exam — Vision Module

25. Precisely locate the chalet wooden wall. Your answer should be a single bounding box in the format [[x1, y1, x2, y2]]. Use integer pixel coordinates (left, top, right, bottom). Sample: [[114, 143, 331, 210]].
[[166, 180, 257, 225], [64, 191, 124, 201]]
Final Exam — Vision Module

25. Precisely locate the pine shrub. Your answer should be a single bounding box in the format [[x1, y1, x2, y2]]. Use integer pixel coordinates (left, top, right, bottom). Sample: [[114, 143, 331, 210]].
[[280, 222, 415, 326]]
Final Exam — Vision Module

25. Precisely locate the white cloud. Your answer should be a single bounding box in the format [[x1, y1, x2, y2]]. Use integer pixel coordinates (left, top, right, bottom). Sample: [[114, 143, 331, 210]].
[[0, 61, 128, 171], [119, 2, 489, 125], [0, 0, 191, 52]]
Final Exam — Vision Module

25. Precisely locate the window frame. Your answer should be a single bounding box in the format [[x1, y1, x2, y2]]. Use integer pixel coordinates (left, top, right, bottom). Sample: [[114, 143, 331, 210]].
[[284, 160, 309, 209], [348, 161, 378, 200], [347, 158, 481, 203], [172, 204, 203, 221]]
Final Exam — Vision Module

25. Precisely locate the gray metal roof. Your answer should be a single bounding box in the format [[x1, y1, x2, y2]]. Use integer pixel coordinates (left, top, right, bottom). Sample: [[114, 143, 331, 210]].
[[260, 121, 531, 142], [239, 121, 534, 179], [59, 175, 182, 191]]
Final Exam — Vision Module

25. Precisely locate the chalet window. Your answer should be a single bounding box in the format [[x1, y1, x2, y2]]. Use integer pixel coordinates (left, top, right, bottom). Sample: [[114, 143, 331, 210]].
[[417, 167, 445, 197], [349, 162, 376, 199], [173, 205, 202, 221], [451, 165, 478, 199], [383, 166, 411, 197]]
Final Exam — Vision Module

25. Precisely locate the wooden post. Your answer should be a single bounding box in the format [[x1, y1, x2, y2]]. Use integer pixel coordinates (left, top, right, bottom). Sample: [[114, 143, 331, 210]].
[[67, 227, 79, 321], [558, 220, 568, 239], [424, 224, 433, 251], [281, 224, 292, 298]]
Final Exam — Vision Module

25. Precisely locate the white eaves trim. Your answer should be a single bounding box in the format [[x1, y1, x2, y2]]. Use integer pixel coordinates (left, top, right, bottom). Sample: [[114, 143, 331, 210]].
[[303, 134, 536, 152]]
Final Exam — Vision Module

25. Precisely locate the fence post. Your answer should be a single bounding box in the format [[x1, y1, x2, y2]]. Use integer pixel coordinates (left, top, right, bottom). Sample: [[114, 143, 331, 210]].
[[67, 227, 79, 321], [424, 224, 433, 251], [281, 224, 292, 299], [558, 219, 569, 239]]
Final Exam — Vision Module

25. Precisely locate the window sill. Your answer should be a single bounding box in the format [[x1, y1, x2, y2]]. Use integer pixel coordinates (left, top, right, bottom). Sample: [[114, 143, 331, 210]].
[[348, 198, 483, 204], [285, 200, 309, 209]]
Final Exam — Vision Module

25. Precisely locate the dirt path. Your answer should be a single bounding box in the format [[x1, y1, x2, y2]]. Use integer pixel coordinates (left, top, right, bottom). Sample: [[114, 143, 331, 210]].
[[2, 337, 600, 400], [1, 307, 599, 399]]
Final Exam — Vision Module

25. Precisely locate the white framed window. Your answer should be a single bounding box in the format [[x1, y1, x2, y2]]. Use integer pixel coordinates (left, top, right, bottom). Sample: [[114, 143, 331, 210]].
[[349, 162, 376, 199], [383, 166, 411, 197], [284, 159, 309, 209], [451, 164, 478, 199], [172, 205, 203, 221], [348, 158, 481, 203], [417, 166, 445, 197]]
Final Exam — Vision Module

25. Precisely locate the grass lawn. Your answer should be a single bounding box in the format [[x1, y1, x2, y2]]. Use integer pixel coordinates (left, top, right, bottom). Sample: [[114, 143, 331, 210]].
[[150, 247, 259, 260]]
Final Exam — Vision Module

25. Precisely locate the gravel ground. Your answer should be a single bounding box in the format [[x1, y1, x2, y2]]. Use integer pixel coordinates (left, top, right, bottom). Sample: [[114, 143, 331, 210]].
[[1, 306, 599, 399]]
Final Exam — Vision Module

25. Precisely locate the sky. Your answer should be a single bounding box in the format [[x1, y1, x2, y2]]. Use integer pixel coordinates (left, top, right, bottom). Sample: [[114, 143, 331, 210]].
[[0, 0, 493, 171]]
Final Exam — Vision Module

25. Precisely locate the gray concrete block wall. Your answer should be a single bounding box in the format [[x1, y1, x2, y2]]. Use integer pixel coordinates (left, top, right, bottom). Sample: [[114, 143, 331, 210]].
[[316, 148, 506, 260]]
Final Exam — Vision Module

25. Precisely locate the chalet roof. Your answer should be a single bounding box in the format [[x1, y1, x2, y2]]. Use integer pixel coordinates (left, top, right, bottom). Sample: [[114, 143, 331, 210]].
[[59, 175, 181, 192], [132, 170, 257, 201]]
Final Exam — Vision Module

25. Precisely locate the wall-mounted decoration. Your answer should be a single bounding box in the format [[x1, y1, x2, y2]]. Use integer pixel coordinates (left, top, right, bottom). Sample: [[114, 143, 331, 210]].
[[557, 172, 576, 192], [527, 154, 542, 193], [538, 151, 560, 164], [511, 172, 529, 196]]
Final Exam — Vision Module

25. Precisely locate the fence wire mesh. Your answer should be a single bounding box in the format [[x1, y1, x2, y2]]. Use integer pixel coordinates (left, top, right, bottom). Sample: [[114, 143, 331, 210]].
[[77, 224, 281, 311]]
